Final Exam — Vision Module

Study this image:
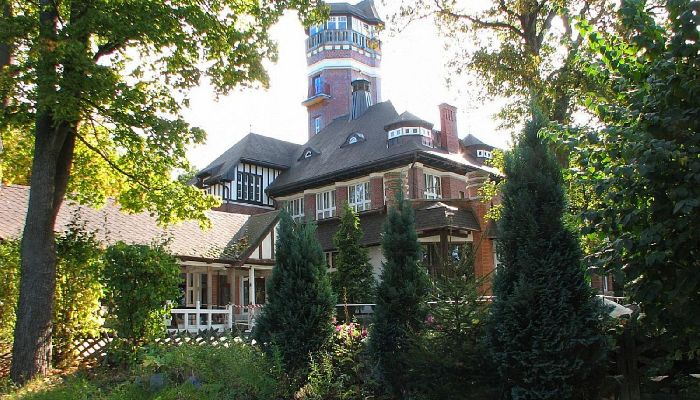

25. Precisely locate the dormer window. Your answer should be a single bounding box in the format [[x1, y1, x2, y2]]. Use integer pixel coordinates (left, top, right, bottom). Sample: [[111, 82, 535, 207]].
[[477, 149, 493, 159], [299, 147, 320, 161], [342, 132, 365, 147]]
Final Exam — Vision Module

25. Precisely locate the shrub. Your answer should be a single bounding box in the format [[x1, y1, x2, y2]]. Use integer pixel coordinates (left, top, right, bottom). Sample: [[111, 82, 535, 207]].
[[53, 221, 105, 366], [102, 242, 180, 355], [297, 322, 372, 400], [0, 219, 104, 367], [253, 212, 335, 378]]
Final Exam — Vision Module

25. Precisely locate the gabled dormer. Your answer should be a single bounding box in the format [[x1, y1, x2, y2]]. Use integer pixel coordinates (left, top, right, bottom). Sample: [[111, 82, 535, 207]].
[[341, 132, 366, 147], [298, 147, 321, 161]]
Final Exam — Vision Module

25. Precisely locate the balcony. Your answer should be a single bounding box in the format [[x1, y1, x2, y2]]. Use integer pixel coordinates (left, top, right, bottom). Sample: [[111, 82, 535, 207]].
[[302, 81, 332, 107], [306, 29, 381, 53]]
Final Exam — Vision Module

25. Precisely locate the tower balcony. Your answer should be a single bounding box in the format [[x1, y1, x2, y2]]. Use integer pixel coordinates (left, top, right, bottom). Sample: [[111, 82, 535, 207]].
[[306, 29, 381, 53], [302, 81, 332, 107]]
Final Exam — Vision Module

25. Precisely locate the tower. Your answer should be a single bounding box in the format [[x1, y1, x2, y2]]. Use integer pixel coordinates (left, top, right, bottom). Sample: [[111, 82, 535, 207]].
[[302, 0, 383, 139]]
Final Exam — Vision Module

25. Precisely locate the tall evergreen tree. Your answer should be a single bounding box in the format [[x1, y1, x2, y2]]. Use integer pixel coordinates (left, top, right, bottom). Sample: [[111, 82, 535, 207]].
[[369, 192, 429, 397], [332, 202, 375, 306], [253, 211, 335, 376], [487, 115, 608, 399]]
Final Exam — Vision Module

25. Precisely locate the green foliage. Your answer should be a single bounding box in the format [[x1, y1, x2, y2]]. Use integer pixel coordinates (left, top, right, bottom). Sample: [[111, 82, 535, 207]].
[[407, 244, 498, 400], [253, 211, 335, 377], [0, 221, 104, 366], [331, 202, 375, 307], [478, 149, 505, 221], [0, 0, 326, 223], [0, 239, 20, 344], [555, 0, 700, 363], [488, 115, 608, 399], [52, 220, 105, 366], [369, 192, 429, 397], [102, 242, 180, 353], [297, 323, 373, 400]]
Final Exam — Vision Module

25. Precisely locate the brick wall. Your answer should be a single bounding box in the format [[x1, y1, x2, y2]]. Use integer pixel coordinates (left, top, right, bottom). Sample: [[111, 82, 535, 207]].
[[335, 186, 348, 210], [304, 193, 316, 221], [469, 199, 496, 294], [384, 171, 408, 207], [441, 176, 466, 199], [370, 177, 383, 209], [408, 166, 424, 199], [307, 49, 380, 68]]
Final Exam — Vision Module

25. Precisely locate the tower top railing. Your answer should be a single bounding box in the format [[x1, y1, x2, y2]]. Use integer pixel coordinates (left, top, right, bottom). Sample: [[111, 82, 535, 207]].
[[306, 29, 381, 53]]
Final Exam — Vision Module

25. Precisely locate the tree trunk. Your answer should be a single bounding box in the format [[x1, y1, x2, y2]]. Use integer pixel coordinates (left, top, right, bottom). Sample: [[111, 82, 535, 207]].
[[9, 0, 77, 384]]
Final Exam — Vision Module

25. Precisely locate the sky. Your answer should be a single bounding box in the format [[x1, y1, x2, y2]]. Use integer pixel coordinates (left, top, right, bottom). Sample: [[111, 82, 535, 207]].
[[183, 3, 511, 170]]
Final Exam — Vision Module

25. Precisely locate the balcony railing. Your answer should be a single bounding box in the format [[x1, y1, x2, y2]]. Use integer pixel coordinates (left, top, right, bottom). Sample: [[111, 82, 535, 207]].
[[166, 302, 263, 333], [306, 29, 381, 52]]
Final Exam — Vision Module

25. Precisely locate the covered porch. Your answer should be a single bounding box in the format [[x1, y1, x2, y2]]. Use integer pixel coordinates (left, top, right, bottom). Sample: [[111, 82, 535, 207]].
[[167, 259, 273, 333]]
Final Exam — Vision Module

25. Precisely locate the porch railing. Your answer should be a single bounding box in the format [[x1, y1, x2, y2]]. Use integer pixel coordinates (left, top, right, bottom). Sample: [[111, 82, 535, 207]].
[[166, 302, 264, 333]]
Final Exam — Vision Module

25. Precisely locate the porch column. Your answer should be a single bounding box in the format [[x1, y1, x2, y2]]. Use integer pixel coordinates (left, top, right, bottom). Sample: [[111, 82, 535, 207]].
[[207, 266, 213, 309], [249, 266, 256, 305], [227, 269, 234, 305]]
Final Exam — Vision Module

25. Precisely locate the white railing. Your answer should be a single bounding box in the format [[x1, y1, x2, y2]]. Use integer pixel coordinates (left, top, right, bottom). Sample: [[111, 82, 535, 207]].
[[166, 302, 264, 333]]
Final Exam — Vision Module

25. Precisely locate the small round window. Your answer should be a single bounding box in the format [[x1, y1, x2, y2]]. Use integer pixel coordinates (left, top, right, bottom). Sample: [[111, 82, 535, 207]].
[[348, 136, 358, 144], [304, 150, 313, 158]]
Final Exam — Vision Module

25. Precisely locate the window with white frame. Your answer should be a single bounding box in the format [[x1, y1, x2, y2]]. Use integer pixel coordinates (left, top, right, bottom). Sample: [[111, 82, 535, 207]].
[[309, 23, 324, 35], [477, 149, 493, 159], [285, 197, 305, 221], [316, 189, 336, 219], [237, 171, 262, 203], [424, 173, 442, 199], [313, 116, 322, 134], [348, 181, 371, 212], [327, 16, 347, 30]]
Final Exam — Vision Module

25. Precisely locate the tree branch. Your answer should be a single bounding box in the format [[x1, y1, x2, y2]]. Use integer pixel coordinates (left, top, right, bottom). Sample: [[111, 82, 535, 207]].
[[432, 0, 526, 40]]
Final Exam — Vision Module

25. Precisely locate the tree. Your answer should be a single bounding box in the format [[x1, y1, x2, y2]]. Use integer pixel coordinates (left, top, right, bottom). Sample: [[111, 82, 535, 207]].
[[102, 242, 180, 353], [487, 115, 607, 399], [368, 192, 429, 398], [253, 212, 335, 378], [0, 0, 323, 383], [557, 0, 700, 370], [392, 0, 612, 126], [331, 202, 375, 308], [406, 243, 498, 399]]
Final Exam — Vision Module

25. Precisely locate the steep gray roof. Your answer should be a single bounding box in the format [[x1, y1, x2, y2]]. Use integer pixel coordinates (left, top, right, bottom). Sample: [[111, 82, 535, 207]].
[[195, 133, 301, 186], [230, 210, 280, 261], [384, 111, 434, 130], [330, 0, 382, 24], [462, 134, 495, 149], [0, 185, 249, 262], [266, 101, 490, 196]]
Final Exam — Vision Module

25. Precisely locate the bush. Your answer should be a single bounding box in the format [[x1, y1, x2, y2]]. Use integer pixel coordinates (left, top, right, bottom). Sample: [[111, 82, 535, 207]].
[[297, 322, 373, 400], [102, 242, 180, 356], [53, 221, 105, 366], [0, 219, 104, 366]]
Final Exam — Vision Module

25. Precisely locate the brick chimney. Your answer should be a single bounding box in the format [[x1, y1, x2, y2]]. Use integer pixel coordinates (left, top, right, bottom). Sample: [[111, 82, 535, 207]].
[[439, 103, 460, 154]]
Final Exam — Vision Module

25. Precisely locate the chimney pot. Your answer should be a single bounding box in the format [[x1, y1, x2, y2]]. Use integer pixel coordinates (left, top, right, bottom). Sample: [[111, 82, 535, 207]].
[[350, 79, 372, 120]]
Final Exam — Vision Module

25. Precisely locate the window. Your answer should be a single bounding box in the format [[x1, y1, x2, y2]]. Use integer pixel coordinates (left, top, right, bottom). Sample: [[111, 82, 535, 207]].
[[313, 116, 322, 134], [310, 23, 324, 35], [304, 150, 313, 158], [313, 75, 323, 95], [327, 16, 347, 30], [285, 197, 305, 221], [316, 189, 336, 219], [477, 149, 493, 159], [424, 173, 442, 199], [348, 182, 371, 212], [237, 171, 262, 203], [325, 251, 339, 271]]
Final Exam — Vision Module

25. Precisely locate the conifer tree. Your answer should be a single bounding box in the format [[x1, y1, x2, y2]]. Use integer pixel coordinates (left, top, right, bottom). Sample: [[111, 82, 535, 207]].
[[369, 191, 429, 397], [332, 202, 375, 306], [487, 115, 607, 399], [253, 211, 335, 376]]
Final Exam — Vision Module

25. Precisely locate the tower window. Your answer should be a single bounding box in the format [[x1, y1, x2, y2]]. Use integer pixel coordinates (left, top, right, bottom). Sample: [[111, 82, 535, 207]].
[[424, 173, 442, 200], [313, 75, 323, 95], [313, 116, 322, 134], [327, 16, 347, 30]]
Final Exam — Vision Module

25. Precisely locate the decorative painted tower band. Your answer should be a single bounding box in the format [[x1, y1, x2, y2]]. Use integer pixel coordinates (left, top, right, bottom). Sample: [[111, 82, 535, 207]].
[[302, 0, 383, 139]]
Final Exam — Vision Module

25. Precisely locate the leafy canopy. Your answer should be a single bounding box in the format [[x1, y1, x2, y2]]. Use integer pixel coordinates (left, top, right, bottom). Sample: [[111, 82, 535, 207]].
[[555, 0, 700, 358], [0, 0, 324, 224]]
